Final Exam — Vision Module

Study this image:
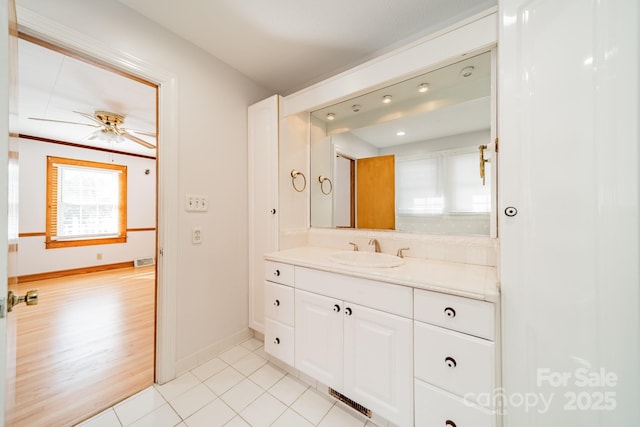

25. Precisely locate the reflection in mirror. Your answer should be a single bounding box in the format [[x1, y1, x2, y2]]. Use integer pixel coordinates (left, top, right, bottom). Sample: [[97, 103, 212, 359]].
[[310, 51, 493, 236]]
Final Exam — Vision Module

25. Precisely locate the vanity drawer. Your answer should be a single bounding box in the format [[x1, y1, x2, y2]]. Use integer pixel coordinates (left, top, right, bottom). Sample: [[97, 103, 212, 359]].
[[414, 289, 494, 340], [414, 321, 495, 407], [264, 281, 294, 326], [265, 261, 295, 286], [415, 379, 496, 427], [264, 318, 294, 366]]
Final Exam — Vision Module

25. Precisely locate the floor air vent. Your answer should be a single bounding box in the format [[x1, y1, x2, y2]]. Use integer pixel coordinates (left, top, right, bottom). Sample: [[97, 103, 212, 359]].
[[328, 388, 372, 418], [134, 257, 155, 267]]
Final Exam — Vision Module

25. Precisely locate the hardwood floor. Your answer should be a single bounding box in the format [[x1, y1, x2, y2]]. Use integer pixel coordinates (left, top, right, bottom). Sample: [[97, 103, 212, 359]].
[[7, 266, 156, 427]]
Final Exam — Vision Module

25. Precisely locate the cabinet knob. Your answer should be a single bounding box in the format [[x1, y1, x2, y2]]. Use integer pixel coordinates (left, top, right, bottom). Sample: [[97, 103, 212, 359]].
[[274, 299, 280, 306], [345, 307, 352, 316], [274, 337, 280, 345], [270, 208, 277, 214], [445, 357, 457, 368], [444, 307, 456, 318], [445, 420, 457, 427], [333, 304, 340, 313], [274, 269, 280, 277]]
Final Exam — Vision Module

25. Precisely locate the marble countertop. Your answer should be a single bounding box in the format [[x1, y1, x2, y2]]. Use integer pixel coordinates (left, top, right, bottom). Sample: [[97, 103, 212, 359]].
[[264, 246, 499, 302]]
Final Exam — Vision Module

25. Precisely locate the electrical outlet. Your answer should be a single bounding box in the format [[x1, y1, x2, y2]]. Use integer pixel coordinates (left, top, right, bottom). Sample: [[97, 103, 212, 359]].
[[192, 227, 202, 244]]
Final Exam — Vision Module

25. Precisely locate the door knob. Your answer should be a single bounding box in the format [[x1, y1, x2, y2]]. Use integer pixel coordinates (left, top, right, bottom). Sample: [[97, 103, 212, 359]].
[[7, 289, 38, 312]]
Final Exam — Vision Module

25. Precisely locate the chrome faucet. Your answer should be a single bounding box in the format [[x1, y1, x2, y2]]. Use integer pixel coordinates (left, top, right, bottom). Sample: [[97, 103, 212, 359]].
[[349, 242, 359, 251], [368, 238, 381, 252]]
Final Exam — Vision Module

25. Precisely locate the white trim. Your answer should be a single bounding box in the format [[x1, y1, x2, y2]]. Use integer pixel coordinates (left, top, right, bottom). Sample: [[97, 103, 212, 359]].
[[16, 6, 178, 384], [282, 9, 498, 117]]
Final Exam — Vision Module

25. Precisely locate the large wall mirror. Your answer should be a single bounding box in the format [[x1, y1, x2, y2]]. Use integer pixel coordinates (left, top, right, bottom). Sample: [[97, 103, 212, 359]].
[[309, 51, 495, 236]]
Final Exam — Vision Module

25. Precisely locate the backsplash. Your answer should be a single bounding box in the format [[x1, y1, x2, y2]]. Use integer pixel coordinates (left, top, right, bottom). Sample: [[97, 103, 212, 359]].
[[303, 228, 498, 267]]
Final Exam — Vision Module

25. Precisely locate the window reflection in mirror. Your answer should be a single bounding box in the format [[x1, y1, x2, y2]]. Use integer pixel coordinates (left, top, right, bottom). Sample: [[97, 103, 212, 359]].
[[309, 51, 493, 236]]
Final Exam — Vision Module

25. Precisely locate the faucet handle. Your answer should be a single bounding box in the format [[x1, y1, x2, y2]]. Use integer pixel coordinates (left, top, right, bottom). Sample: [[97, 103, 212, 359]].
[[348, 242, 359, 251], [396, 247, 410, 258]]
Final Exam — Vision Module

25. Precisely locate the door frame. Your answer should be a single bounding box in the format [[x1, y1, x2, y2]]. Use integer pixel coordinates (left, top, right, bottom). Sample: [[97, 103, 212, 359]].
[[15, 6, 178, 384]]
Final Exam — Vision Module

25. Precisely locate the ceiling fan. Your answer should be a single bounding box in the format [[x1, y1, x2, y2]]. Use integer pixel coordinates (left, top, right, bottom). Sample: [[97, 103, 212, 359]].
[[29, 110, 156, 149]]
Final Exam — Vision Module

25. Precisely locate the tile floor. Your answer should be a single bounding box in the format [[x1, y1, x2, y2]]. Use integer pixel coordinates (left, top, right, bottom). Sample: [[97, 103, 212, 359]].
[[77, 338, 382, 427]]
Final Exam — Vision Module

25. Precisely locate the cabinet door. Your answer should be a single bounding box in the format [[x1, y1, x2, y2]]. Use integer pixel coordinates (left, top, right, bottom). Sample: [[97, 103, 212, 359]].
[[294, 290, 343, 389], [343, 303, 413, 427], [248, 95, 280, 333]]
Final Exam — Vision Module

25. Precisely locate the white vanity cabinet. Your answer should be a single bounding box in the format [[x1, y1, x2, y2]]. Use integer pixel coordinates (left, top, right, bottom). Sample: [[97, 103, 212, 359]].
[[414, 289, 498, 427], [294, 267, 414, 427], [263, 261, 295, 366]]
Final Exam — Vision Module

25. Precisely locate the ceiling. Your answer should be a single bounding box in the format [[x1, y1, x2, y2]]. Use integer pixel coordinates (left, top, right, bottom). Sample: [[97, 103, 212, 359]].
[[117, 0, 496, 94], [17, 0, 496, 155]]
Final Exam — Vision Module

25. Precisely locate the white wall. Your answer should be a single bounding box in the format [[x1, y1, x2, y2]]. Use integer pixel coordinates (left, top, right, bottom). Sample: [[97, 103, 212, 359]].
[[18, 138, 156, 275], [15, 0, 271, 371]]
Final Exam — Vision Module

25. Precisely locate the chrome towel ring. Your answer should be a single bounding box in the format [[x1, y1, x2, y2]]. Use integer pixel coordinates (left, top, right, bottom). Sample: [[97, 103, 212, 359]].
[[318, 175, 333, 195], [290, 169, 307, 192]]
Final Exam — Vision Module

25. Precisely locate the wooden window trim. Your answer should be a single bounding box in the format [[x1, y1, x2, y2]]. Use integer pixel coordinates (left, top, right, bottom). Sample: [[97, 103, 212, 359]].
[[46, 156, 127, 249]]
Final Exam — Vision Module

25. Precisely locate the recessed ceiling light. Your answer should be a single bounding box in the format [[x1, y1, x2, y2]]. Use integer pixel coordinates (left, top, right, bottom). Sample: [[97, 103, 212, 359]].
[[326, 113, 335, 121], [382, 95, 392, 104], [396, 131, 406, 136], [352, 104, 361, 112], [460, 66, 474, 78], [417, 83, 429, 93]]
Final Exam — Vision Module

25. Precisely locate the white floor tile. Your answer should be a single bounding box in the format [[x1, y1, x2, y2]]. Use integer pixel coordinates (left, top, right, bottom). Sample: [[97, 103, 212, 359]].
[[114, 387, 166, 426], [253, 346, 269, 360], [268, 375, 308, 406], [76, 408, 122, 427], [223, 416, 250, 426], [129, 403, 181, 427], [204, 366, 245, 395], [168, 383, 216, 419], [290, 388, 335, 425], [232, 352, 268, 376], [218, 345, 251, 364], [191, 357, 228, 382], [271, 408, 314, 427], [184, 399, 235, 427], [248, 363, 285, 390], [155, 371, 201, 401], [240, 337, 263, 351], [220, 378, 264, 413], [318, 404, 367, 427], [239, 393, 287, 427]]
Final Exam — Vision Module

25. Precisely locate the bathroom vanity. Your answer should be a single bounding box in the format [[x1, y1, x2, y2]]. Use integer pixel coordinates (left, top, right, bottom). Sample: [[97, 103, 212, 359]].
[[263, 246, 500, 427]]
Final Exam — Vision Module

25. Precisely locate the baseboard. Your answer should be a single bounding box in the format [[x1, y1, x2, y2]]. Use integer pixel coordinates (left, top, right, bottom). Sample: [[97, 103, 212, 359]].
[[18, 261, 136, 283]]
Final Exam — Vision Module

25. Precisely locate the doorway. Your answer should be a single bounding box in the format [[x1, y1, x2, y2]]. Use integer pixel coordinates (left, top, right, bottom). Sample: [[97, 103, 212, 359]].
[[9, 35, 158, 426]]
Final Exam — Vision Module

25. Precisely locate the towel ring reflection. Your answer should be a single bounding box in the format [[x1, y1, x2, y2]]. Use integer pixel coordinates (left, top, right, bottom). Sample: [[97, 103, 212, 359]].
[[318, 175, 333, 195], [290, 169, 307, 192]]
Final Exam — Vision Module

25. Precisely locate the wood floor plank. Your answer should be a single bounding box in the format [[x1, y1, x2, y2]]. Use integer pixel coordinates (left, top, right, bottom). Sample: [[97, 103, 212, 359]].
[[7, 266, 156, 427]]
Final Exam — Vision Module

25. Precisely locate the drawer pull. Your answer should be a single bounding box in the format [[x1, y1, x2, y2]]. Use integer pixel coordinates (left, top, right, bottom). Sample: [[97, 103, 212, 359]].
[[445, 357, 457, 368], [444, 307, 456, 318], [274, 299, 280, 306], [333, 304, 341, 313], [445, 420, 457, 427], [345, 307, 352, 316], [274, 337, 280, 345], [274, 269, 281, 277]]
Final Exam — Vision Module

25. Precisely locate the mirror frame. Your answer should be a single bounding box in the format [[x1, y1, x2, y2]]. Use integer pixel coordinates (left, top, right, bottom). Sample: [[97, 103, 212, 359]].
[[281, 9, 498, 237]]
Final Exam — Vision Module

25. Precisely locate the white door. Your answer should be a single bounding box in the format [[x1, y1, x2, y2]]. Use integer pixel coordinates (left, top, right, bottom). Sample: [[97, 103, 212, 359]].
[[499, 0, 639, 424], [343, 302, 413, 427], [1, 0, 19, 422], [294, 289, 343, 389], [248, 95, 280, 333]]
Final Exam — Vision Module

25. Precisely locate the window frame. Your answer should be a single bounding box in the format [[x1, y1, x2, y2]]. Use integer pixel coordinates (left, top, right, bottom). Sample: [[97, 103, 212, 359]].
[[46, 156, 127, 249]]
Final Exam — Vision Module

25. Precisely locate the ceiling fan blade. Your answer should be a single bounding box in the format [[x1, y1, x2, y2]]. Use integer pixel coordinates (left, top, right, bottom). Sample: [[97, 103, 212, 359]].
[[85, 129, 104, 141], [28, 117, 100, 128], [121, 130, 156, 149], [73, 110, 105, 126], [123, 128, 156, 137]]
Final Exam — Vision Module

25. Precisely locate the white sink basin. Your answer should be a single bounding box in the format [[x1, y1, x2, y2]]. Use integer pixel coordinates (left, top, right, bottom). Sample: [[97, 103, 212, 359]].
[[329, 251, 404, 268]]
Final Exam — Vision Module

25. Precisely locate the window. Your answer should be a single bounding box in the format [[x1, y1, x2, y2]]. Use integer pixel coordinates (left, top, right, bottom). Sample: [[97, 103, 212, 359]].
[[396, 148, 490, 215], [46, 156, 127, 249]]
